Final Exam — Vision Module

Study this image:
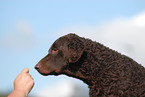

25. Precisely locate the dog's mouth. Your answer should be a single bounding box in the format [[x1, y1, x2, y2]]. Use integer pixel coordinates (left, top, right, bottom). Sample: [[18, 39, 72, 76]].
[[39, 71, 60, 76], [35, 65, 61, 76], [34, 62, 67, 76]]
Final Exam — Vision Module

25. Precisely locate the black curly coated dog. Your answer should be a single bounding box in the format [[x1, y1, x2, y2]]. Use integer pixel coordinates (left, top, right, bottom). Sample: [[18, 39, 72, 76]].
[[35, 33, 145, 97]]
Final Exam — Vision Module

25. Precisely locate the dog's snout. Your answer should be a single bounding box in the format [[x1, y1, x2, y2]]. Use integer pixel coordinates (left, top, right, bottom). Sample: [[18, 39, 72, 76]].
[[35, 64, 40, 70]]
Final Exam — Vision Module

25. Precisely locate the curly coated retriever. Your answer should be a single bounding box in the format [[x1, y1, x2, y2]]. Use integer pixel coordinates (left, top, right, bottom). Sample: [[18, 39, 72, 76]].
[[35, 33, 145, 97]]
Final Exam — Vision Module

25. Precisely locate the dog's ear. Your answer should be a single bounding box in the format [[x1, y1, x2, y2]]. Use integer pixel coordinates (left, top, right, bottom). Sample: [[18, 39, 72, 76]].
[[67, 34, 84, 63]]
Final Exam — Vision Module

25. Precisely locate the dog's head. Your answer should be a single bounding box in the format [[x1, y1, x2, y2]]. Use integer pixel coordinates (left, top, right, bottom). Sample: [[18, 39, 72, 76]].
[[35, 34, 84, 76]]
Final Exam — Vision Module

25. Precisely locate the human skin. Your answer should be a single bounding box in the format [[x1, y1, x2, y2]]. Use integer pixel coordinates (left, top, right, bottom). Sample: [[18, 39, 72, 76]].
[[8, 68, 34, 97]]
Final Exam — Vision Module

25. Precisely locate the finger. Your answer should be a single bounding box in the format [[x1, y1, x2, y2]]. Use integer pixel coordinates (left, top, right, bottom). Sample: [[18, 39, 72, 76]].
[[25, 73, 33, 79], [30, 74, 34, 80], [28, 74, 34, 80], [21, 68, 29, 74], [26, 73, 32, 78]]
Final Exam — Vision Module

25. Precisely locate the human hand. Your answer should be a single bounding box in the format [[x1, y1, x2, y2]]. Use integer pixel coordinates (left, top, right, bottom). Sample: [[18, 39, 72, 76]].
[[11, 68, 34, 97]]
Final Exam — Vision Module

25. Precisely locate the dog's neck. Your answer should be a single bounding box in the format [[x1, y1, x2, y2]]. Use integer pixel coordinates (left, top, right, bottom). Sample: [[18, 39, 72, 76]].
[[62, 50, 105, 97], [62, 51, 97, 86]]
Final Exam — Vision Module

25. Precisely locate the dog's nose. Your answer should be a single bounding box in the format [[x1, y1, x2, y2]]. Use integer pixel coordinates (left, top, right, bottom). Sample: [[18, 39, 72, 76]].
[[35, 64, 40, 70]]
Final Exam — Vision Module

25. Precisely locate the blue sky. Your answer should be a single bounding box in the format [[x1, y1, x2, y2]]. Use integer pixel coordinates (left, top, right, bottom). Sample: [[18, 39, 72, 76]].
[[0, 0, 145, 96]]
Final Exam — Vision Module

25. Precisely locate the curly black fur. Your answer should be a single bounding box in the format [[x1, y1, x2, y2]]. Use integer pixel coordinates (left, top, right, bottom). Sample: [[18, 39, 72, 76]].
[[35, 33, 145, 97], [63, 34, 145, 96]]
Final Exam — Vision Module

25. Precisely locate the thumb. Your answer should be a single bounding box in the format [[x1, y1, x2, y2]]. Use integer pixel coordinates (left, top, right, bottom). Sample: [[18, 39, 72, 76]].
[[21, 68, 29, 74]]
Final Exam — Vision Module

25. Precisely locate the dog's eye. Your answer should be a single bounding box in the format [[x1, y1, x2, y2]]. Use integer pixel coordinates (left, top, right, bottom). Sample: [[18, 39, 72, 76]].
[[52, 48, 58, 52]]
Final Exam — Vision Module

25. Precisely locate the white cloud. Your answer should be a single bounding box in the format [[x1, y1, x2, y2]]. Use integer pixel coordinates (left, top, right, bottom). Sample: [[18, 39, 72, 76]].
[[59, 11, 145, 66], [132, 12, 145, 27], [36, 78, 89, 97], [0, 20, 36, 51]]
